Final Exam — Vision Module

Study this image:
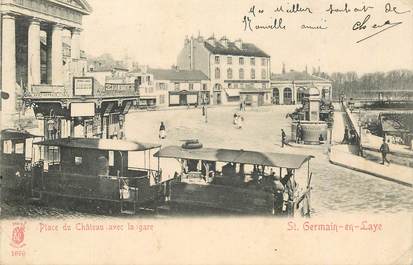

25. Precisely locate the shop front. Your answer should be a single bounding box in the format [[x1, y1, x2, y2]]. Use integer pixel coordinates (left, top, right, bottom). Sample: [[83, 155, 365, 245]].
[[169, 90, 201, 107]]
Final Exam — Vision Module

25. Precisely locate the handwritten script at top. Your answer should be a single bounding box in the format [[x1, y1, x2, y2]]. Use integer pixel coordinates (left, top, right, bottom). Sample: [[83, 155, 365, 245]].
[[242, 2, 411, 43]]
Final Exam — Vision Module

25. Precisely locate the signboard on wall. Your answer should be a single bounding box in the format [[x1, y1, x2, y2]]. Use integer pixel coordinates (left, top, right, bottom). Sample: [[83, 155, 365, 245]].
[[70, 102, 95, 117], [73, 77, 94, 96]]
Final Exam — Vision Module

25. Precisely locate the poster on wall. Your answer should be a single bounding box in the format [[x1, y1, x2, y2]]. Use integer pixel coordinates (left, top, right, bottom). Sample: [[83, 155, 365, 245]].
[[73, 77, 94, 96], [70, 102, 95, 117]]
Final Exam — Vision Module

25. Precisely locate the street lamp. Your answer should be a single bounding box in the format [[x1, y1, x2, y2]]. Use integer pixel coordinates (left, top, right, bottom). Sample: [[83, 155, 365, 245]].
[[358, 109, 363, 157], [202, 92, 208, 123]]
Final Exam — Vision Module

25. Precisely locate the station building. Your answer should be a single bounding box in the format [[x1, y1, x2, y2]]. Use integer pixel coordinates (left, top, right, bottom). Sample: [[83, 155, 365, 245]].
[[177, 35, 272, 106], [270, 70, 333, 105]]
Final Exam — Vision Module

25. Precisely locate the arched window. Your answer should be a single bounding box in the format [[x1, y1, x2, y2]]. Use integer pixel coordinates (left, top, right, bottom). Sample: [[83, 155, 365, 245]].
[[227, 68, 233, 79], [261, 69, 267, 79], [272, 87, 280, 104], [215, 68, 221, 79], [297, 87, 307, 103], [283, 87, 293, 105], [251, 69, 255, 79], [239, 68, 244, 79]]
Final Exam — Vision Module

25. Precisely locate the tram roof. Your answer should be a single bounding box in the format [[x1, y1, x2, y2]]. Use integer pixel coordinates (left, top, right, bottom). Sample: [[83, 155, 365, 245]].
[[154, 146, 313, 169], [1, 129, 39, 140], [35, 138, 160, 151]]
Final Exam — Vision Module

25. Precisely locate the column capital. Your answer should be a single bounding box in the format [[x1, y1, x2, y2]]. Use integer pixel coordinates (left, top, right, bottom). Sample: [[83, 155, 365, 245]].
[[1, 12, 17, 20], [71, 27, 83, 34], [52, 23, 66, 30], [29, 18, 42, 26]]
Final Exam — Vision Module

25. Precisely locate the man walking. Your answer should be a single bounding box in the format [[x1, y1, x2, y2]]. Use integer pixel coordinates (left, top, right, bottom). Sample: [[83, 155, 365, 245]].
[[296, 122, 302, 143], [379, 138, 390, 165], [342, 126, 349, 144], [281, 129, 286, 148]]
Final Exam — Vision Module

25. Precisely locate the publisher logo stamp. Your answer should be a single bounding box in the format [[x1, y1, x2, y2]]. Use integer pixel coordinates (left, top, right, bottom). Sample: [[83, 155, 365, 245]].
[[10, 222, 26, 256]]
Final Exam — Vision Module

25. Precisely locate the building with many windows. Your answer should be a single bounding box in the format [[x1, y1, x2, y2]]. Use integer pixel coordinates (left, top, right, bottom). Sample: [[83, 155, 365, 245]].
[[177, 35, 271, 106], [131, 67, 209, 108], [270, 70, 332, 105]]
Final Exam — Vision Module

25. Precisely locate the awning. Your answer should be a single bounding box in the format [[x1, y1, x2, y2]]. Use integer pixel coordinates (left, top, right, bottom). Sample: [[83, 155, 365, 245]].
[[103, 102, 114, 116], [122, 101, 132, 114], [140, 96, 157, 100], [35, 137, 161, 151], [154, 145, 313, 169], [225, 89, 240, 97]]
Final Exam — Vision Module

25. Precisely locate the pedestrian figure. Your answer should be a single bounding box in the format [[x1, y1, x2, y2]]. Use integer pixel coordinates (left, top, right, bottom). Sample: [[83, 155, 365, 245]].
[[296, 122, 302, 143], [379, 138, 390, 165], [240, 102, 243, 111], [281, 129, 286, 147], [233, 113, 238, 125], [237, 115, 244, 129], [342, 126, 349, 144], [159, 121, 166, 139], [319, 134, 324, 144]]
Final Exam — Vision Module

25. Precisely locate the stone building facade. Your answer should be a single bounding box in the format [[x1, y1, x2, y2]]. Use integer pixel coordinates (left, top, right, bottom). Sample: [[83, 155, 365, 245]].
[[0, 0, 92, 128], [131, 68, 209, 108], [270, 71, 333, 105], [177, 35, 271, 106]]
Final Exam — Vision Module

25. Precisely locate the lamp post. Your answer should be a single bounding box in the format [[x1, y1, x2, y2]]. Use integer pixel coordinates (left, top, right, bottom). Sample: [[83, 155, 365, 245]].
[[358, 109, 363, 157]]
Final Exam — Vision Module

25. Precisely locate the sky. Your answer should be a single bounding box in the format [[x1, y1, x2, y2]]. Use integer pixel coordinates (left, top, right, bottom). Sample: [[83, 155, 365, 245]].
[[81, 0, 413, 74]]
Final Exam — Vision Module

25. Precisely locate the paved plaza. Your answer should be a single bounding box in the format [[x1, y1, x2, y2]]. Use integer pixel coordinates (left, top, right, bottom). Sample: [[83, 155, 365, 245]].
[[125, 106, 413, 216]]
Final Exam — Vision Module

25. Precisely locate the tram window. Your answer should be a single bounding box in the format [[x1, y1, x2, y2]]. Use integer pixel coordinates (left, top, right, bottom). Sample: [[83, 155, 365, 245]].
[[15, 143, 24, 154], [3, 140, 13, 154], [108, 151, 114, 166], [75, 156, 83, 166], [25, 139, 33, 160], [47, 146, 60, 165]]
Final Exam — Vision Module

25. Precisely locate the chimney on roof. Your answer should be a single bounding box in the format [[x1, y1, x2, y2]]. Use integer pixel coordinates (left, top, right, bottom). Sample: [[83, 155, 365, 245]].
[[282, 63, 286, 74], [234, 38, 243, 49], [318, 66, 321, 74], [207, 34, 216, 47], [305, 65, 308, 74], [220, 36, 228, 47], [185, 35, 190, 45]]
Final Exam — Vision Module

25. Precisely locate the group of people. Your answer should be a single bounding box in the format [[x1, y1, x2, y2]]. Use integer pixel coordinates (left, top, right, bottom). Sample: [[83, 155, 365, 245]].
[[250, 166, 297, 215], [233, 113, 244, 129], [342, 126, 358, 145]]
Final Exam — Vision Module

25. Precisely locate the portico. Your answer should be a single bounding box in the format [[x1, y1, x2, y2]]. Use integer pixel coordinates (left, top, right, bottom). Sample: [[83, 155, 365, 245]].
[[0, 0, 92, 128]]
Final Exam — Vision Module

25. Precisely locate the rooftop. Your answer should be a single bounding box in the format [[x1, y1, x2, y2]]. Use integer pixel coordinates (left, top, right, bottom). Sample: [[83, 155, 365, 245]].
[[204, 40, 270, 58], [271, 71, 330, 82], [148, 68, 209, 81]]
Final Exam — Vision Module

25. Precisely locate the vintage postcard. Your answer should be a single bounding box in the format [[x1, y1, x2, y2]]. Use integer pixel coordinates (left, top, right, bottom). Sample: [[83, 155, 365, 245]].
[[0, 0, 412, 264]]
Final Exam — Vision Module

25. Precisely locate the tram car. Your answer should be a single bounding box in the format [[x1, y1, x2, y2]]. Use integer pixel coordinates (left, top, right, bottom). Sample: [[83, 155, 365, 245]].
[[0, 129, 41, 201], [30, 137, 172, 214], [155, 142, 314, 217]]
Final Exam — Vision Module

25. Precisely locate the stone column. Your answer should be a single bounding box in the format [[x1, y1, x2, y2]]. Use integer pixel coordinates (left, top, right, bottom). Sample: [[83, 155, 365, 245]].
[[28, 18, 41, 89], [51, 24, 64, 85], [71, 28, 81, 60], [1, 13, 17, 128], [46, 26, 52, 84]]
